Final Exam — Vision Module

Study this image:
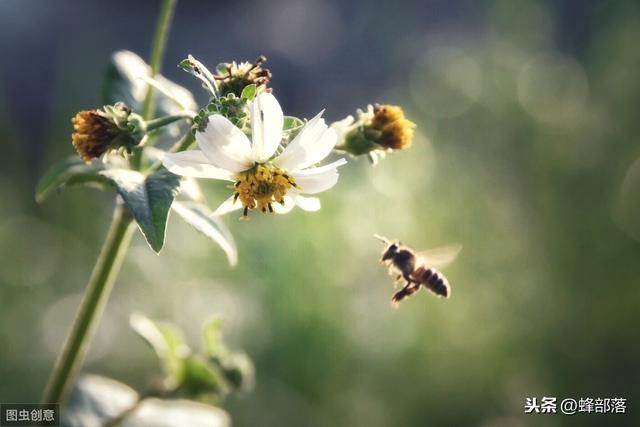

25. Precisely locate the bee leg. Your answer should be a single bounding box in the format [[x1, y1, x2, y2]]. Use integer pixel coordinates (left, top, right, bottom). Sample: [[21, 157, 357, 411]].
[[391, 287, 409, 304], [392, 281, 419, 304]]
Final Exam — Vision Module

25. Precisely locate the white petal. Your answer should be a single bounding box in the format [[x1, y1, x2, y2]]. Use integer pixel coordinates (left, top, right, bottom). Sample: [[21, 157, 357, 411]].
[[163, 150, 234, 181], [212, 195, 243, 216], [272, 196, 296, 214], [291, 193, 321, 211], [292, 158, 348, 176], [296, 127, 337, 170], [291, 169, 339, 194], [197, 115, 253, 173], [274, 111, 324, 169], [274, 111, 337, 170], [250, 93, 284, 162]]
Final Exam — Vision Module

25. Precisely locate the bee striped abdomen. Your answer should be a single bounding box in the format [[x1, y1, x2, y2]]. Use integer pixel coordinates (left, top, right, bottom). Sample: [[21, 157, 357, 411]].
[[413, 267, 450, 298]]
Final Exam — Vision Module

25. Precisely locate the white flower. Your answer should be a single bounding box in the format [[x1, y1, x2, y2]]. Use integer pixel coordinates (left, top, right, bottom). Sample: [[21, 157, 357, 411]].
[[163, 93, 347, 217]]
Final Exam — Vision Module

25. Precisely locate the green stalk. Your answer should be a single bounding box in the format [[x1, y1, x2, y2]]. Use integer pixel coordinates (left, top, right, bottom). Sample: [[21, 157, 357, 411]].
[[141, 0, 178, 122], [42, 202, 134, 404], [42, 0, 179, 404], [144, 111, 194, 133], [132, 0, 179, 170]]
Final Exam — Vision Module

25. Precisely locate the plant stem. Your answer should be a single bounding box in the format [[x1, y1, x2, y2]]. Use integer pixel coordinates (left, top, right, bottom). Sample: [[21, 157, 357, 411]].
[[131, 0, 179, 170], [42, 202, 135, 404], [141, 0, 178, 122], [42, 0, 179, 404], [145, 111, 194, 133]]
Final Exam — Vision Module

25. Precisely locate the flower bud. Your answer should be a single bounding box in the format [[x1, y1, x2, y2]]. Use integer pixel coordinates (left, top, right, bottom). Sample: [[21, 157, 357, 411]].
[[333, 104, 416, 164], [193, 94, 249, 133], [370, 104, 415, 150], [71, 103, 142, 162], [214, 56, 272, 97]]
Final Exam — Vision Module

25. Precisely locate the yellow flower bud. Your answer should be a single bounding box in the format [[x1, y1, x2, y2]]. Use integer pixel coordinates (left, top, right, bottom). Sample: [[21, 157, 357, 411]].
[[333, 104, 416, 163], [370, 104, 415, 150]]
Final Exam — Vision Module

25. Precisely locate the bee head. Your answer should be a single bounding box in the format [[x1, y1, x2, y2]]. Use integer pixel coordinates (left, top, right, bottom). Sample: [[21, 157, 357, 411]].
[[381, 242, 399, 261]]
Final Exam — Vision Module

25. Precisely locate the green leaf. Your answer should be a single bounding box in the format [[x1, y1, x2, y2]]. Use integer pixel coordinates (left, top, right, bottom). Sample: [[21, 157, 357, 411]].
[[104, 50, 196, 115], [283, 116, 304, 131], [217, 352, 255, 393], [179, 55, 217, 95], [202, 317, 224, 358], [103, 56, 141, 110], [201, 317, 255, 395], [178, 58, 195, 72], [283, 116, 305, 142], [171, 202, 237, 266], [181, 355, 228, 398], [35, 156, 107, 203], [130, 313, 190, 386], [240, 84, 257, 100], [99, 168, 181, 253]]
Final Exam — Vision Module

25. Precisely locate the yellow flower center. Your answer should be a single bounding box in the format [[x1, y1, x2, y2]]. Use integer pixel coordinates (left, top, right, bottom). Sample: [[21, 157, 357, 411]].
[[233, 164, 298, 216]]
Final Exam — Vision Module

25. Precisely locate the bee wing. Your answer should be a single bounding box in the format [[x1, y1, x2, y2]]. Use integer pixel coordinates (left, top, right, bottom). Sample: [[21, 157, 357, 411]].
[[417, 243, 462, 268], [373, 234, 390, 245]]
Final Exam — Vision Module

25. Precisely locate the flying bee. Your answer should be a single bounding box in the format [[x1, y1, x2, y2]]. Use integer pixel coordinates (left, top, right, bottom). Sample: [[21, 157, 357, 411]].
[[374, 235, 461, 304]]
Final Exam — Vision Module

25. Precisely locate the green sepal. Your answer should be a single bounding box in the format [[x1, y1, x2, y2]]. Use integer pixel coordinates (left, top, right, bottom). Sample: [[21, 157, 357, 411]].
[[130, 313, 189, 388], [240, 84, 257, 100]]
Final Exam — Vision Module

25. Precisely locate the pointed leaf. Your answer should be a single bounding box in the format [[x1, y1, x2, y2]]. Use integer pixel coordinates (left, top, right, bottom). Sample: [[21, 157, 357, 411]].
[[178, 55, 217, 95], [35, 156, 107, 203], [283, 116, 304, 131], [283, 116, 305, 142], [99, 168, 181, 252], [181, 355, 228, 397], [130, 314, 190, 384], [171, 202, 237, 266], [201, 317, 224, 358], [240, 84, 257, 100], [104, 50, 196, 115]]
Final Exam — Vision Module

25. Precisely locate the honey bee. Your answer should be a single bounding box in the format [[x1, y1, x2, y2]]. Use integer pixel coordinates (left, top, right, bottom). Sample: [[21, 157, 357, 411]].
[[375, 235, 461, 304]]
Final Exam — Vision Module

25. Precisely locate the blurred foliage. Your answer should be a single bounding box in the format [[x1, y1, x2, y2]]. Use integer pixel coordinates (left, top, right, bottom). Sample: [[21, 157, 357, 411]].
[[1, 0, 640, 426], [130, 314, 254, 403], [62, 375, 229, 427]]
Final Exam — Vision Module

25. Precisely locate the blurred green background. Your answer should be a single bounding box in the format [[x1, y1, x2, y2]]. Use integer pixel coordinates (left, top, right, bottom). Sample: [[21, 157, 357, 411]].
[[1, 0, 640, 426]]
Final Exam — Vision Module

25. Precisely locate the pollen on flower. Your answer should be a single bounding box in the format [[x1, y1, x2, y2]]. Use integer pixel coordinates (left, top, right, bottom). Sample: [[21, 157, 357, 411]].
[[71, 110, 119, 162], [233, 164, 298, 217], [370, 104, 416, 150]]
